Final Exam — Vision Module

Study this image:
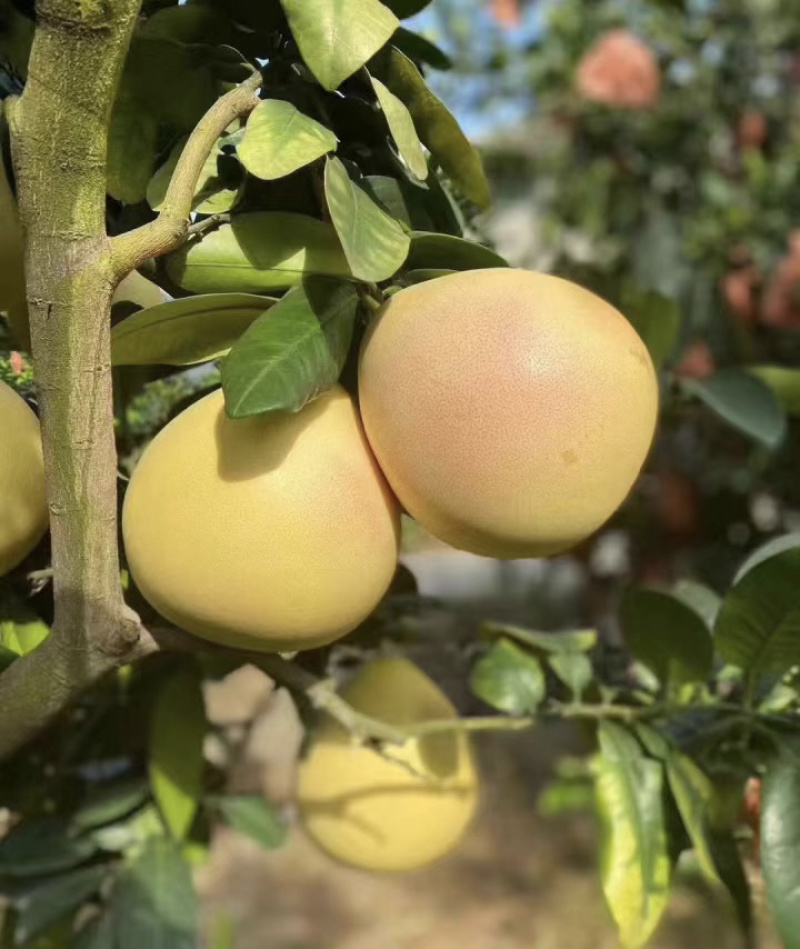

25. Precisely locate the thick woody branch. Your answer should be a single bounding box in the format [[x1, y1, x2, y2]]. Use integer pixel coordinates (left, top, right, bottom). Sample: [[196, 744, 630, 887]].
[[110, 72, 263, 277]]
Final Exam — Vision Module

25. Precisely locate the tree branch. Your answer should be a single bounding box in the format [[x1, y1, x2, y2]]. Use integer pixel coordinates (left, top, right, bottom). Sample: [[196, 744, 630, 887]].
[[110, 72, 262, 277]]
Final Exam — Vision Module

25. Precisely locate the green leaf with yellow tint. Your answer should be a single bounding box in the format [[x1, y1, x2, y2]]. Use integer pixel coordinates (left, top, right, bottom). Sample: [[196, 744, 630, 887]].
[[238, 100, 337, 181], [594, 723, 671, 949]]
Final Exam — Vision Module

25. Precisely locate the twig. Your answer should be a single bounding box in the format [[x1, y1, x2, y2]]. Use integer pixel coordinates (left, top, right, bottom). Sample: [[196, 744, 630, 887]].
[[187, 213, 231, 239], [110, 73, 263, 277]]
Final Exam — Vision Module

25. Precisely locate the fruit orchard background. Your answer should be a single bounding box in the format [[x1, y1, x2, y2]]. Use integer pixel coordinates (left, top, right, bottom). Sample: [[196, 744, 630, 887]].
[[2, 0, 800, 946]]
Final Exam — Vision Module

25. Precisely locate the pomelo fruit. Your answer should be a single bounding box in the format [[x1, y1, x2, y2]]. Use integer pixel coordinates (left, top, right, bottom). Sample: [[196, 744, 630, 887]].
[[122, 386, 400, 652], [0, 381, 47, 575], [298, 658, 478, 871], [359, 268, 658, 558]]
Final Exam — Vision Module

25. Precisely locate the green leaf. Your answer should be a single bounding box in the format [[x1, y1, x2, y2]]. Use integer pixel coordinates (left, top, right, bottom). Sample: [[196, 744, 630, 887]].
[[681, 370, 787, 450], [73, 779, 150, 833], [73, 913, 114, 949], [324, 157, 410, 282], [107, 93, 160, 205], [112, 294, 275, 367], [747, 365, 800, 417], [480, 622, 597, 654], [398, 268, 457, 285], [406, 232, 507, 271], [149, 666, 206, 841], [113, 839, 197, 949], [165, 213, 351, 294], [594, 723, 671, 948], [0, 820, 97, 877], [383, 0, 433, 15], [706, 832, 753, 944], [762, 744, 800, 949], [619, 286, 680, 371], [15, 866, 107, 945], [370, 76, 428, 181], [209, 913, 235, 949], [393, 27, 453, 70], [470, 638, 545, 715], [619, 588, 714, 687], [0, 618, 48, 656], [549, 652, 593, 701], [238, 100, 337, 181], [280, 0, 399, 90], [671, 580, 722, 630], [221, 277, 359, 418], [715, 548, 800, 680], [376, 48, 490, 208], [636, 728, 720, 886], [216, 796, 288, 849], [734, 533, 800, 584], [147, 134, 240, 215]]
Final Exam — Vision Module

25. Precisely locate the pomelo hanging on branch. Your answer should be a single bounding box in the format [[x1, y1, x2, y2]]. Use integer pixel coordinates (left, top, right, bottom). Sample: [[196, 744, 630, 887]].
[[359, 268, 658, 559], [0, 381, 48, 576], [298, 658, 479, 871], [122, 385, 400, 652]]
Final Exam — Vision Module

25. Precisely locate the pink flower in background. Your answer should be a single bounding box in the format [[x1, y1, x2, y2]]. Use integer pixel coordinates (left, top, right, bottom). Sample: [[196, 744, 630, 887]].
[[736, 110, 767, 150], [721, 265, 759, 324], [761, 231, 800, 328], [490, 0, 521, 27], [675, 340, 716, 380], [575, 29, 661, 110], [9, 352, 24, 376]]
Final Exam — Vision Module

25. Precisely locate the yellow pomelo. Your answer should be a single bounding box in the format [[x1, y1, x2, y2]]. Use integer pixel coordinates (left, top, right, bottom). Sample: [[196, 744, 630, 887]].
[[359, 268, 658, 558], [0, 382, 48, 575], [298, 658, 479, 871], [0, 111, 28, 351], [122, 386, 400, 652]]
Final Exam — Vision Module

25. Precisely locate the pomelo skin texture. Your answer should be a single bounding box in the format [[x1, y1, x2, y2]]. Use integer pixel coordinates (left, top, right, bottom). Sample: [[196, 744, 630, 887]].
[[359, 268, 659, 558], [0, 382, 48, 575], [298, 658, 479, 871], [122, 386, 400, 652]]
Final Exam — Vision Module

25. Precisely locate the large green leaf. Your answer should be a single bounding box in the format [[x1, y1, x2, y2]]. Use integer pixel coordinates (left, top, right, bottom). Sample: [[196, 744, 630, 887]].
[[0, 819, 97, 877], [109, 15, 223, 203], [406, 232, 507, 271], [480, 621, 597, 654], [393, 27, 453, 70], [619, 286, 680, 371], [1, 617, 49, 656], [165, 213, 351, 294], [238, 100, 337, 181], [279, 0, 398, 90], [149, 666, 206, 841], [470, 638, 545, 715], [594, 723, 671, 949], [383, 0, 433, 15], [734, 533, 800, 584], [747, 366, 800, 417], [549, 652, 593, 701], [377, 48, 490, 208], [73, 913, 114, 949], [637, 726, 720, 885], [715, 547, 800, 680], [216, 796, 288, 849], [15, 866, 107, 945], [112, 294, 275, 367], [706, 832, 753, 945], [222, 277, 359, 418], [681, 369, 787, 449], [114, 839, 197, 949], [671, 580, 722, 630], [370, 76, 428, 181], [72, 779, 150, 833], [762, 744, 800, 949], [147, 133, 240, 215], [324, 156, 410, 282], [619, 588, 714, 687]]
